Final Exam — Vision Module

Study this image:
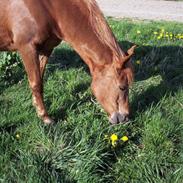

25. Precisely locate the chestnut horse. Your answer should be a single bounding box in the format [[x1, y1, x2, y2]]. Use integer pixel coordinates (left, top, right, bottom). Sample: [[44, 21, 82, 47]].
[[0, 0, 135, 124]]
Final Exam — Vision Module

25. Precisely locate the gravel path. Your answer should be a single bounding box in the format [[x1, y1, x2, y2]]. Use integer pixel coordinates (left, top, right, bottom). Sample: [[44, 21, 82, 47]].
[[97, 0, 183, 23]]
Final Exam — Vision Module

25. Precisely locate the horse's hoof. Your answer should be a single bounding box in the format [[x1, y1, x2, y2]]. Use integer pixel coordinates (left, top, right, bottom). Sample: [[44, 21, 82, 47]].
[[43, 116, 54, 124]]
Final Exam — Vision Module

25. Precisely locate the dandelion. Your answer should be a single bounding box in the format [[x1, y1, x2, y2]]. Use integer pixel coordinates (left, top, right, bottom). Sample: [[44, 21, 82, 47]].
[[153, 31, 158, 35], [110, 134, 118, 147], [110, 134, 118, 141], [137, 30, 141, 34], [15, 133, 20, 139], [121, 136, 129, 142], [159, 33, 163, 37], [136, 60, 141, 65], [157, 36, 161, 40]]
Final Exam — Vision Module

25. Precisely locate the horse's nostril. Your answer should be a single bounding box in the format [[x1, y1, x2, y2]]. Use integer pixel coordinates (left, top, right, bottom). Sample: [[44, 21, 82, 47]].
[[117, 114, 125, 123], [124, 115, 129, 122], [109, 112, 129, 124]]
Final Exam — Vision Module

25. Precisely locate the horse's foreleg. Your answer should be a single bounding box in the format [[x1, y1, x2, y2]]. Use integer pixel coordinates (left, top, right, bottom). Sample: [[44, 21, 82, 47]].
[[19, 45, 53, 124], [39, 53, 50, 79]]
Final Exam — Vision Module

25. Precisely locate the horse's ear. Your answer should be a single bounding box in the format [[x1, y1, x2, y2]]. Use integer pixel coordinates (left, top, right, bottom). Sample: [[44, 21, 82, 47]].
[[114, 45, 136, 73], [121, 45, 136, 65]]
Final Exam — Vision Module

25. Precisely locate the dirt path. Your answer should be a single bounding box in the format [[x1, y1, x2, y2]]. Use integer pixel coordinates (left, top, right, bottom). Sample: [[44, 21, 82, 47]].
[[97, 0, 183, 23]]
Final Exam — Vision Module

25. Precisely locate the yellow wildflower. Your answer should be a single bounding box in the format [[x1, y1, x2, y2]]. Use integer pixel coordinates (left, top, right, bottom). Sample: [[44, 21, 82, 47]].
[[16, 134, 20, 139], [110, 134, 118, 141], [136, 60, 141, 65], [159, 33, 163, 37], [157, 36, 161, 40], [153, 31, 158, 35], [110, 134, 118, 147], [121, 136, 129, 142], [137, 30, 141, 34]]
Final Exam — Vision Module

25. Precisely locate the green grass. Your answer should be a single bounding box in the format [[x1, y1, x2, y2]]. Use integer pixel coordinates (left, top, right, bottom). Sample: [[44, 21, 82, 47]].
[[0, 19, 183, 183]]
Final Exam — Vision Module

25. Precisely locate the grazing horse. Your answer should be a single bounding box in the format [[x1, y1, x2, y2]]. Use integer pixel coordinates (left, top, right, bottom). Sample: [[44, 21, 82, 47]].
[[0, 0, 135, 124]]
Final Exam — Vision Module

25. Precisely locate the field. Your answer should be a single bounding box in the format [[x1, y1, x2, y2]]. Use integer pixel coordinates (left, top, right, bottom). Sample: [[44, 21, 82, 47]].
[[0, 19, 183, 183]]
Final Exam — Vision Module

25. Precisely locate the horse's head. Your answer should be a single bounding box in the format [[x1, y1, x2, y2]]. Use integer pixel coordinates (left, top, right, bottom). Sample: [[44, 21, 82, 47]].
[[91, 46, 135, 124]]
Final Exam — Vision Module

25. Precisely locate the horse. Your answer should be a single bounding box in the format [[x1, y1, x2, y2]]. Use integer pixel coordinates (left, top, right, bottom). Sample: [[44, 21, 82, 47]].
[[0, 0, 135, 124]]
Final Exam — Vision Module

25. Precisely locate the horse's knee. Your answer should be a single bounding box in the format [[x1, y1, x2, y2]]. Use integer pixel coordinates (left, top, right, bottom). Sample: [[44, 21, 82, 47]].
[[30, 81, 43, 94]]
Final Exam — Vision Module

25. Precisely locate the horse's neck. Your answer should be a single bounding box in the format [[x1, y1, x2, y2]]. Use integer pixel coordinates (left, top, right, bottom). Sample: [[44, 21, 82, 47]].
[[70, 34, 114, 73], [53, 0, 123, 73]]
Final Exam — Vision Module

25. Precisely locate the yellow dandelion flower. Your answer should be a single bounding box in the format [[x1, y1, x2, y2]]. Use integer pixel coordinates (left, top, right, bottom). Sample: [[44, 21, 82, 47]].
[[16, 134, 20, 139], [110, 134, 118, 141], [137, 30, 141, 34], [110, 134, 118, 147], [153, 32, 158, 35], [121, 136, 129, 142], [136, 60, 141, 65], [157, 36, 161, 40]]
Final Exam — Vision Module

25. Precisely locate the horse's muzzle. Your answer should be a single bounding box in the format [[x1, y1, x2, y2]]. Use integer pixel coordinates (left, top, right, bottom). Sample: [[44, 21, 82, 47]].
[[109, 112, 129, 124]]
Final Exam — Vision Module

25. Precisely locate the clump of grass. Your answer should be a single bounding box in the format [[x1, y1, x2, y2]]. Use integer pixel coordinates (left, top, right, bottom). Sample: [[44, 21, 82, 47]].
[[0, 19, 183, 182]]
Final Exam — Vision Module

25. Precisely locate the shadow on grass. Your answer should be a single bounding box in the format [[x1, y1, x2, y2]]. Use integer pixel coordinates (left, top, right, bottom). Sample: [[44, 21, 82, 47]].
[[118, 41, 183, 116], [47, 47, 89, 75], [0, 67, 25, 94]]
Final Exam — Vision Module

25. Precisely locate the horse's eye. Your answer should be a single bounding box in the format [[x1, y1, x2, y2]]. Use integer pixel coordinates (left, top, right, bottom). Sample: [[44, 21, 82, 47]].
[[119, 86, 127, 91]]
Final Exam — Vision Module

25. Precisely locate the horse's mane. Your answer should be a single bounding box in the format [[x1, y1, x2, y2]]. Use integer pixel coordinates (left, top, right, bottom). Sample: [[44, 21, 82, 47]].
[[85, 0, 125, 57]]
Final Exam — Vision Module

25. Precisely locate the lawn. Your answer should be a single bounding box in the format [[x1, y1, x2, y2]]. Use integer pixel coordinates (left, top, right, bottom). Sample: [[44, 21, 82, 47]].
[[0, 19, 183, 183]]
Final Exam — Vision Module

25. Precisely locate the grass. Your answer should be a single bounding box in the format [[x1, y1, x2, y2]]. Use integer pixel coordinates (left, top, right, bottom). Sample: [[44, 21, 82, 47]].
[[0, 19, 183, 183]]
